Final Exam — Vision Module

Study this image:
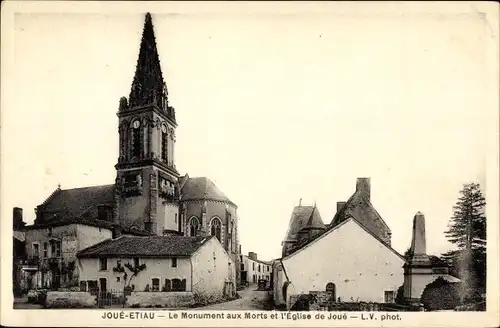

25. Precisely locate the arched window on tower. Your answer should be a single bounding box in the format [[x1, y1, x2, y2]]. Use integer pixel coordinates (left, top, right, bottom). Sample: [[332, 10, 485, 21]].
[[132, 119, 141, 158], [210, 218, 222, 242], [161, 124, 168, 162], [189, 217, 200, 237]]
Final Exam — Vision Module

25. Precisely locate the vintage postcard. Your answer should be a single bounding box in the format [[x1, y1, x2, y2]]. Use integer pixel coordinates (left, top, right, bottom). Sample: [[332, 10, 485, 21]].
[[1, 1, 499, 327]]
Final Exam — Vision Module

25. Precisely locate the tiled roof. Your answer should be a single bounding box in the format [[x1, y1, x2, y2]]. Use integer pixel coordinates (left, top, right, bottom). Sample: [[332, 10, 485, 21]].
[[180, 177, 234, 205], [77, 235, 213, 258], [39, 184, 115, 220], [283, 206, 325, 242]]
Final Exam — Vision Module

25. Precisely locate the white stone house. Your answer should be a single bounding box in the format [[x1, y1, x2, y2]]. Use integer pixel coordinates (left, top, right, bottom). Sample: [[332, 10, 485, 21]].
[[274, 178, 406, 309], [240, 252, 272, 284], [76, 234, 236, 298], [278, 217, 405, 308]]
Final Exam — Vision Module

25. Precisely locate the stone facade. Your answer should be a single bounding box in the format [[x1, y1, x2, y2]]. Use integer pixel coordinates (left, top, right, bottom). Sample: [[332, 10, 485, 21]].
[[20, 224, 112, 291], [241, 252, 272, 284], [403, 212, 459, 303], [45, 291, 97, 308]]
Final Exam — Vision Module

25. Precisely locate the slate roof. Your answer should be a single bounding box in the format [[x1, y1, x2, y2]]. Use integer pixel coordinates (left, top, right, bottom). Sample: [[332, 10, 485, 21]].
[[77, 235, 213, 258], [39, 184, 115, 220], [283, 216, 405, 261], [330, 186, 391, 243], [23, 218, 151, 236], [283, 206, 325, 241], [180, 177, 235, 206]]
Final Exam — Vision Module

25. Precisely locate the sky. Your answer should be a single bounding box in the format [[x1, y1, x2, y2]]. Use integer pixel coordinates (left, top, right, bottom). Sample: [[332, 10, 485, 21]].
[[2, 3, 497, 262]]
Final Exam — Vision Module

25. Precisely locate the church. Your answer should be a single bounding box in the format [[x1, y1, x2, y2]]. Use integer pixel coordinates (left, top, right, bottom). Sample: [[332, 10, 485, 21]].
[[14, 13, 241, 292]]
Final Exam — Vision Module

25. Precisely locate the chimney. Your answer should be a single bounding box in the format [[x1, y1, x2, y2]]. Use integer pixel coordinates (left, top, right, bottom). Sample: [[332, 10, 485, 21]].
[[112, 225, 122, 239], [336, 201, 346, 214], [13, 207, 25, 229], [13, 207, 23, 221], [248, 252, 257, 261], [356, 178, 371, 200]]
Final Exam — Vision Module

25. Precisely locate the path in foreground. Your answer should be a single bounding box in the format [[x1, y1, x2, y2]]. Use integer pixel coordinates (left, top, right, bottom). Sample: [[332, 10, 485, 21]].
[[196, 285, 272, 310]]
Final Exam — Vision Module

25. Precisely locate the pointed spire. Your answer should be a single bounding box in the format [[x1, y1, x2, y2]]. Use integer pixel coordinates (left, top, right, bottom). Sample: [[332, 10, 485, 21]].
[[127, 13, 174, 121], [306, 204, 317, 226]]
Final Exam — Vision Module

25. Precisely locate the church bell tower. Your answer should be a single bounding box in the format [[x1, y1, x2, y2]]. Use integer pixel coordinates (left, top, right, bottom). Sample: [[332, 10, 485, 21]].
[[114, 13, 180, 235]]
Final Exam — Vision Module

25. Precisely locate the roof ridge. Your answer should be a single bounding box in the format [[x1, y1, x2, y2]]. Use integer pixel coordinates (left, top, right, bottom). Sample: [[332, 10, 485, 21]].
[[40, 187, 62, 207], [77, 237, 114, 257], [306, 204, 318, 227], [284, 217, 404, 261], [60, 184, 115, 192]]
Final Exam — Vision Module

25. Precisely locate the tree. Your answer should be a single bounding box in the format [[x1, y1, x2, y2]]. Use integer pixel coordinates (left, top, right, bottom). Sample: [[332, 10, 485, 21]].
[[112, 260, 147, 307], [443, 182, 486, 293], [395, 285, 406, 305]]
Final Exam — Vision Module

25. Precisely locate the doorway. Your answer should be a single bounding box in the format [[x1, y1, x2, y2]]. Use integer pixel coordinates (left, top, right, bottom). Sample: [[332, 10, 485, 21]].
[[99, 278, 107, 292], [241, 271, 247, 284]]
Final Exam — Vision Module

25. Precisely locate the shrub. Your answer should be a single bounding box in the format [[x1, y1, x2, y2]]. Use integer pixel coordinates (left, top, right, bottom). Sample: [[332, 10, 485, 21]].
[[421, 277, 461, 311], [395, 285, 406, 305]]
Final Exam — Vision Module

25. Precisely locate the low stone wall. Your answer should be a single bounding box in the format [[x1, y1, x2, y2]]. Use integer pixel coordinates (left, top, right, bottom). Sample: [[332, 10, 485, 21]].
[[126, 292, 194, 308], [289, 291, 417, 312], [46, 291, 96, 308]]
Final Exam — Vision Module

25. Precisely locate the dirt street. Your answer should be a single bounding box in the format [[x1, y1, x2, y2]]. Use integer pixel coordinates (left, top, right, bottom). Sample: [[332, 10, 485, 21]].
[[197, 285, 272, 310]]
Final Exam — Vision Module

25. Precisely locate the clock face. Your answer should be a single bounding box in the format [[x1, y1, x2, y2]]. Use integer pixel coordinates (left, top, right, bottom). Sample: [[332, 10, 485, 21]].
[[161, 125, 167, 133], [133, 120, 140, 129]]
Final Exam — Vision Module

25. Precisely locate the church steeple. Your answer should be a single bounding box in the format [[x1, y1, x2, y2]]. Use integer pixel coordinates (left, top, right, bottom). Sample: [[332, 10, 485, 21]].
[[115, 12, 180, 237], [125, 13, 175, 122]]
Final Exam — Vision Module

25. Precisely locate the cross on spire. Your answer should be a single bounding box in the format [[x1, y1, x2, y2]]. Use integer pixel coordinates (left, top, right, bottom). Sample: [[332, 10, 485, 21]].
[[128, 13, 174, 121]]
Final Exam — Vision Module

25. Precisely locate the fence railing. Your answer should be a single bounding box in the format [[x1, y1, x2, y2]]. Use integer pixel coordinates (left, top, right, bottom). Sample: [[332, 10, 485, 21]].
[[97, 290, 126, 308]]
